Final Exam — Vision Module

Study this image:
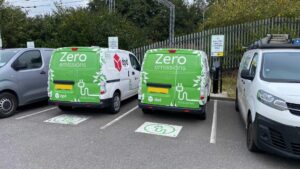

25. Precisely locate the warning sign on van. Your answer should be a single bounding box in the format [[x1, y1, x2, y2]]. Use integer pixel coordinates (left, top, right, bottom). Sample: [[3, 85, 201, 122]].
[[211, 35, 225, 57]]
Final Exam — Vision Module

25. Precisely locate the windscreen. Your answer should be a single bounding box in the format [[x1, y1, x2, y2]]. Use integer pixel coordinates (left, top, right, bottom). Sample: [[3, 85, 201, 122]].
[[262, 52, 300, 82], [0, 49, 19, 68]]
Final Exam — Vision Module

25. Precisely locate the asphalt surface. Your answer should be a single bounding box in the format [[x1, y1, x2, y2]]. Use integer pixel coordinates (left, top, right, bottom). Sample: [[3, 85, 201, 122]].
[[1, 98, 300, 169]]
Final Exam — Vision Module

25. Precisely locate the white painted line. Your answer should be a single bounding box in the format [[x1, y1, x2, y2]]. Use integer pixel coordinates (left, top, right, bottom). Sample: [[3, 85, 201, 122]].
[[16, 107, 57, 120], [210, 100, 218, 144], [100, 106, 138, 130]]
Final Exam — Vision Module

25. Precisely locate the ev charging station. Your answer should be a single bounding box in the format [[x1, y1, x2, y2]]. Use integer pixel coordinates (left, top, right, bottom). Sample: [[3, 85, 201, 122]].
[[211, 35, 225, 94]]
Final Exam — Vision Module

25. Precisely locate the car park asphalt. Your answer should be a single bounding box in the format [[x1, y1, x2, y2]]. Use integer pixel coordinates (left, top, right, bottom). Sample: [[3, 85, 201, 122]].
[[1, 98, 300, 169]]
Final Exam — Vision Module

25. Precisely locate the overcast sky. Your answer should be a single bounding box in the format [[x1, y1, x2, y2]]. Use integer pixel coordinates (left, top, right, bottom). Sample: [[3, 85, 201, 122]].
[[6, 0, 90, 17], [6, 0, 194, 17]]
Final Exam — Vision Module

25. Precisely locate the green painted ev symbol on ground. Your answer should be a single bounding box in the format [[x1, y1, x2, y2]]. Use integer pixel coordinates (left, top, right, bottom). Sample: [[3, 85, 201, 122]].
[[144, 124, 176, 135], [136, 122, 183, 137], [45, 114, 89, 125]]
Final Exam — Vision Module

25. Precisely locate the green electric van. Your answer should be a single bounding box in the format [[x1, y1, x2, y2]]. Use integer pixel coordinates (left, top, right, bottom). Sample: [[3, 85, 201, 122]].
[[138, 49, 210, 119], [48, 47, 141, 113]]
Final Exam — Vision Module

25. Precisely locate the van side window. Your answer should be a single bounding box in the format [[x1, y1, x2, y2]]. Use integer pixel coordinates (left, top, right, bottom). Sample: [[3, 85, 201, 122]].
[[14, 50, 42, 70], [241, 54, 252, 70], [129, 54, 141, 71], [249, 53, 258, 77]]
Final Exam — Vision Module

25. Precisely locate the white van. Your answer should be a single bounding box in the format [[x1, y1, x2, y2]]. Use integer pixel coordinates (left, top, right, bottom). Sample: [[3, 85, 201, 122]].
[[49, 47, 141, 114], [236, 34, 300, 159]]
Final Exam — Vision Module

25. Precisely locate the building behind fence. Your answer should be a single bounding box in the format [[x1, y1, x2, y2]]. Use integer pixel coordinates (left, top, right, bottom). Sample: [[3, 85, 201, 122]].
[[132, 17, 300, 70]]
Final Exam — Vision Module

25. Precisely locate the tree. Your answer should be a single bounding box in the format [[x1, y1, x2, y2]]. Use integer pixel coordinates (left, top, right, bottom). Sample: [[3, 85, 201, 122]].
[[201, 0, 300, 29], [0, 3, 28, 48]]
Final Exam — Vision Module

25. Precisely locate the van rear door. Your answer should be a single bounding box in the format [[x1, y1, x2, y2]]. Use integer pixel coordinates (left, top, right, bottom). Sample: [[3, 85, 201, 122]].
[[141, 50, 177, 107], [141, 49, 203, 109], [49, 47, 101, 103], [173, 50, 202, 109]]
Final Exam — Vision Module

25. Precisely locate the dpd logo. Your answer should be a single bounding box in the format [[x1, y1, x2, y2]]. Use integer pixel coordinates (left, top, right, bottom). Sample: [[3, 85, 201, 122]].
[[114, 54, 122, 72]]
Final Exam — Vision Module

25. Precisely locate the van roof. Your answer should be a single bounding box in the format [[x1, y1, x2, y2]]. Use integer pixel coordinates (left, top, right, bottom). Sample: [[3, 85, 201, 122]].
[[1, 48, 54, 51], [145, 48, 204, 55], [55, 47, 133, 54]]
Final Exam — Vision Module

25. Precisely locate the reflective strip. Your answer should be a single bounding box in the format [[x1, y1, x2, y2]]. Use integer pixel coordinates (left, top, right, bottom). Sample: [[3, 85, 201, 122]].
[[148, 87, 169, 94], [55, 84, 73, 90]]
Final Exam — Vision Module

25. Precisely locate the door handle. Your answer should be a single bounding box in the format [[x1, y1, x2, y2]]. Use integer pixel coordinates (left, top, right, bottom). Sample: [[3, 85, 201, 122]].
[[128, 71, 129, 77], [40, 71, 46, 74]]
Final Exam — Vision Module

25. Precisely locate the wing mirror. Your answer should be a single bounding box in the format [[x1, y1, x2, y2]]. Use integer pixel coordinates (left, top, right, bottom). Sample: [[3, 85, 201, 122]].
[[241, 69, 254, 81], [12, 62, 27, 71]]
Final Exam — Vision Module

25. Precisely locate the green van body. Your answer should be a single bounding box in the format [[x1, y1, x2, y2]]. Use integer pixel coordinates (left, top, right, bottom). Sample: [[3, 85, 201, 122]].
[[138, 49, 209, 116], [49, 46, 141, 113], [48, 47, 107, 107]]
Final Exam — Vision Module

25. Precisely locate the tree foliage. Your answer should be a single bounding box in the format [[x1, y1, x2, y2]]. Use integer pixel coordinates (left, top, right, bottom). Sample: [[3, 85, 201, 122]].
[[202, 0, 300, 29], [1, 0, 204, 48], [0, 4, 28, 48], [2, 0, 300, 49]]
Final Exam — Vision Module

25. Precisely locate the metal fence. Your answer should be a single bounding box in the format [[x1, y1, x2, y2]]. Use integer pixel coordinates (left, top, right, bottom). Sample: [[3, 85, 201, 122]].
[[132, 17, 300, 70]]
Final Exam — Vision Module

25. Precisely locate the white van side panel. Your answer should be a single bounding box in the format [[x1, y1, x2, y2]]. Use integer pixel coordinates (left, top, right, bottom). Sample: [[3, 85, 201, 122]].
[[100, 50, 131, 101]]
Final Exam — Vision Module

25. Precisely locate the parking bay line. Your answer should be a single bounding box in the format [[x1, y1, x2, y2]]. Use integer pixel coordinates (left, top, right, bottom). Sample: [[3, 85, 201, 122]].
[[100, 106, 138, 130], [16, 107, 57, 120], [210, 100, 218, 144]]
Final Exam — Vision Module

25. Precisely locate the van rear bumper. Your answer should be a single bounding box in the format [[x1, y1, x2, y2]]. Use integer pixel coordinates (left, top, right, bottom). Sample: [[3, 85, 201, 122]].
[[49, 99, 112, 108], [138, 102, 205, 114]]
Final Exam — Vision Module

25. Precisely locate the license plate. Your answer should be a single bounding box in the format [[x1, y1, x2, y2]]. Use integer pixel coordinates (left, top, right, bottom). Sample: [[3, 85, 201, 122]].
[[55, 84, 73, 90], [148, 87, 169, 94]]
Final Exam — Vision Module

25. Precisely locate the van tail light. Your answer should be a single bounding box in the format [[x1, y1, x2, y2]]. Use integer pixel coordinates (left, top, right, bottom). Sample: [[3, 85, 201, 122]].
[[71, 48, 78, 51], [100, 82, 106, 95], [200, 86, 205, 100], [168, 49, 176, 53]]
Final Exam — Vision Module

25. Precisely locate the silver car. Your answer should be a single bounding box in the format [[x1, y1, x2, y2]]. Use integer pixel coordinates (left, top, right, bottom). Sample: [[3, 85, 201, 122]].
[[0, 48, 54, 118]]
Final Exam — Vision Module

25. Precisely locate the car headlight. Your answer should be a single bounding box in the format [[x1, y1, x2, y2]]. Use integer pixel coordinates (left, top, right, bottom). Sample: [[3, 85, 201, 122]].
[[257, 90, 288, 111]]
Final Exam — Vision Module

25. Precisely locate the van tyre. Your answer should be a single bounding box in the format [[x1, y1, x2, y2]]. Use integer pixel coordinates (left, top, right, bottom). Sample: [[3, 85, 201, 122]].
[[109, 92, 121, 114], [235, 89, 239, 112], [196, 113, 206, 120], [58, 105, 73, 111], [196, 104, 206, 120], [247, 115, 259, 152], [0, 92, 17, 118], [142, 108, 152, 114]]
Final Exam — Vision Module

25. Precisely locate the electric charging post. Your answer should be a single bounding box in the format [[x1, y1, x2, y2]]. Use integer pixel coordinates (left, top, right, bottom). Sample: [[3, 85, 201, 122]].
[[211, 35, 225, 93]]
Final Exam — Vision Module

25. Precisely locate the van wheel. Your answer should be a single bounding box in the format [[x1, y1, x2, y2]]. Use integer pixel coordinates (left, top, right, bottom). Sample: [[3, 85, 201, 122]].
[[109, 92, 121, 114], [247, 115, 259, 152], [0, 92, 17, 118], [142, 108, 152, 114], [196, 105, 206, 120], [235, 89, 239, 112], [58, 106, 73, 111]]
